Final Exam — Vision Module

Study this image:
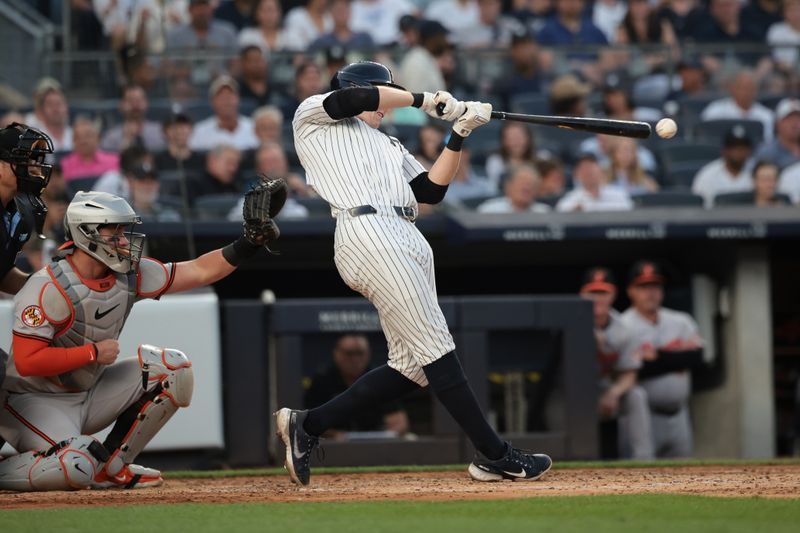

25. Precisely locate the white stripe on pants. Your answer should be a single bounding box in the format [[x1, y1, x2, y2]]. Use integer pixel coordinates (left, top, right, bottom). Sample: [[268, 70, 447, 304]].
[[334, 214, 455, 386]]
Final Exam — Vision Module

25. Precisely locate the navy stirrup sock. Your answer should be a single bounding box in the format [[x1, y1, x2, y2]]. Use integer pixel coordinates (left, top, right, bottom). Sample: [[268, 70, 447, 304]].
[[303, 364, 420, 437], [423, 352, 507, 461]]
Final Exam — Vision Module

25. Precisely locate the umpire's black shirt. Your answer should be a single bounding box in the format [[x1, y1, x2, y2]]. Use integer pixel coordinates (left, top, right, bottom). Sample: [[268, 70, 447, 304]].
[[0, 200, 23, 284]]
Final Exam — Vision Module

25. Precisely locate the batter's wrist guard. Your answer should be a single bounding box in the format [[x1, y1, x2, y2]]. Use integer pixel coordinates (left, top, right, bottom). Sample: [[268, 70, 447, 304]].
[[222, 236, 262, 267], [411, 93, 425, 108], [446, 131, 465, 152]]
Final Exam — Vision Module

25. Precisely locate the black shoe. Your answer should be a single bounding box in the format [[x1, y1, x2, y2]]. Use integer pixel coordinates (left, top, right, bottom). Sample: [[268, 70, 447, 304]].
[[274, 408, 319, 486], [468, 443, 552, 482]]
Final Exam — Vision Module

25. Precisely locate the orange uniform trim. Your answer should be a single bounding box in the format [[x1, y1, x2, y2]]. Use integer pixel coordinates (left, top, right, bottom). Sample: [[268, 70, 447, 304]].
[[12, 332, 96, 377], [4, 403, 57, 447], [65, 255, 116, 293], [44, 265, 75, 337], [136, 257, 172, 299]]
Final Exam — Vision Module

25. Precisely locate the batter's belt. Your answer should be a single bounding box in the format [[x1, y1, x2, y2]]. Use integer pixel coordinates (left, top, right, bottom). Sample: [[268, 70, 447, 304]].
[[340, 205, 417, 222]]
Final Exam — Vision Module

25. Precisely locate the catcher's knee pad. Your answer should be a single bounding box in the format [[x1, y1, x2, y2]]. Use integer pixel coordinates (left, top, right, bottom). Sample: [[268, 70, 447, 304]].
[[138, 344, 194, 407], [0, 436, 108, 491]]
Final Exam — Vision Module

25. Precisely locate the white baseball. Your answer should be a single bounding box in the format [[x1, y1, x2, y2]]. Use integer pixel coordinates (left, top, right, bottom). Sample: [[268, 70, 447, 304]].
[[656, 118, 678, 139]]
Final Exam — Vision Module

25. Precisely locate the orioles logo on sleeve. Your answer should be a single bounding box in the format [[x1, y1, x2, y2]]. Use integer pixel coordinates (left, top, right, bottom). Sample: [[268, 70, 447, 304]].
[[21, 305, 46, 328]]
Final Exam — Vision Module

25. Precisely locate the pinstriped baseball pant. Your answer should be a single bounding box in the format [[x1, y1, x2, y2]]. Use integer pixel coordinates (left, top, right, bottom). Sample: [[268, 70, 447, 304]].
[[333, 214, 456, 386]]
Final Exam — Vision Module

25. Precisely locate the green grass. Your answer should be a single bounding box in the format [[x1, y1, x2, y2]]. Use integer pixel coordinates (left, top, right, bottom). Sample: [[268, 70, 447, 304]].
[[2, 496, 799, 533], [166, 457, 800, 479]]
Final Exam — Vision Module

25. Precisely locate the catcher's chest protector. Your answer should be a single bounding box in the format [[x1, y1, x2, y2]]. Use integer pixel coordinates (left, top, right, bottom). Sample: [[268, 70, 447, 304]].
[[45, 256, 136, 390]]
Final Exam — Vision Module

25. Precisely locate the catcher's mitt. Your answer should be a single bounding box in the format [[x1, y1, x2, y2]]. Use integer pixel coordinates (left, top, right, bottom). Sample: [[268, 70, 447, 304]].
[[242, 175, 288, 251]]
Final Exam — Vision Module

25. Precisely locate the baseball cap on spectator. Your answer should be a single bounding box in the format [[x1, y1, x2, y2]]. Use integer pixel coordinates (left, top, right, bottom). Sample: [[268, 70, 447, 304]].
[[418, 20, 449, 41], [722, 125, 753, 148], [677, 58, 704, 71], [775, 98, 800, 122], [550, 75, 591, 101], [510, 27, 535, 47], [580, 267, 617, 293], [209, 75, 239, 98], [399, 14, 419, 33], [128, 161, 159, 181], [574, 152, 599, 165], [628, 261, 665, 287], [163, 112, 192, 129], [189, 0, 210, 4]]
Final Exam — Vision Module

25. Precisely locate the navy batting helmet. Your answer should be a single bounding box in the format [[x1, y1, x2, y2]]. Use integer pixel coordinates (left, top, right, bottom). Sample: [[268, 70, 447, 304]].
[[330, 61, 406, 91]]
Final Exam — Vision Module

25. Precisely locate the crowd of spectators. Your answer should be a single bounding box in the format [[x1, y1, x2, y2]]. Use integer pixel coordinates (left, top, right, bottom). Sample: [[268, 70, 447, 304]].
[[4, 0, 800, 229]]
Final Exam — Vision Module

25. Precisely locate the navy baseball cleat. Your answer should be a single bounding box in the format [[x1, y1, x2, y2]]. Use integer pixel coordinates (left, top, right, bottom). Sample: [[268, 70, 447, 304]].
[[468, 443, 552, 482], [274, 408, 319, 486]]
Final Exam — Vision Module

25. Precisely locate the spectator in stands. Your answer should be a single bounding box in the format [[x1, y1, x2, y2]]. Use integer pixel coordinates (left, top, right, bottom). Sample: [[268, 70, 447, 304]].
[[616, 0, 677, 47], [237, 45, 274, 106], [0, 111, 24, 129], [556, 154, 633, 212], [284, 0, 333, 50], [25, 78, 72, 152], [486, 122, 539, 188], [253, 141, 311, 198], [492, 29, 544, 111], [622, 261, 704, 458], [537, 0, 608, 46], [445, 148, 497, 203], [190, 75, 259, 151], [692, 126, 754, 208], [101, 85, 166, 153], [580, 134, 658, 175], [414, 124, 446, 170], [693, 0, 761, 43], [767, 0, 800, 73], [305, 334, 410, 438], [778, 160, 800, 204], [309, 0, 374, 51], [747, 161, 791, 207], [536, 158, 567, 199], [579, 267, 653, 460], [71, 0, 105, 49], [188, 144, 243, 205], [755, 99, 800, 170], [253, 106, 284, 145], [701, 70, 775, 142], [511, 0, 555, 34], [350, 0, 415, 47], [214, 0, 257, 31], [60, 117, 120, 182], [593, 0, 627, 43], [458, 0, 525, 48], [605, 138, 659, 195], [279, 62, 325, 120], [238, 0, 297, 53], [155, 113, 205, 173], [667, 58, 710, 101], [658, 0, 704, 39], [602, 84, 662, 123], [477, 165, 551, 213], [94, 0, 189, 54], [548, 74, 590, 117], [166, 0, 238, 50], [425, 0, 480, 42], [742, 0, 783, 41], [399, 20, 449, 93]]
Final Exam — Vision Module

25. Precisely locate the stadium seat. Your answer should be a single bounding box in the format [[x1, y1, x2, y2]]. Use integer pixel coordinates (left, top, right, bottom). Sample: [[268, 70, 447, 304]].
[[658, 142, 719, 173], [181, 101, 214, 123], [467, 120, 502, 159], [663, 162, 705, 189], [66, 176, 101, 196], [632, 191, 704, 208], [460, 194, 498, 210], [713, 191, 755, 206], [193, 193, 241, 220], [538, 193, 563, 208], [693, 119, 764, 145]]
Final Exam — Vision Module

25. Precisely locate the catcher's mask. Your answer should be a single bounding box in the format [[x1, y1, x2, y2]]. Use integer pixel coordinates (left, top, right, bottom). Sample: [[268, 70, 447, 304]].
[[63, 191, 145, 274], [0, 122, 54, 242]]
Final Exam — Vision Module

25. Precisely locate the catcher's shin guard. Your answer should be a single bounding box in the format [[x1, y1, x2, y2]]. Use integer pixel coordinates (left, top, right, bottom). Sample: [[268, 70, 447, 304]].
[[0, 436, 109, 491], [101, 345, 193, 478]]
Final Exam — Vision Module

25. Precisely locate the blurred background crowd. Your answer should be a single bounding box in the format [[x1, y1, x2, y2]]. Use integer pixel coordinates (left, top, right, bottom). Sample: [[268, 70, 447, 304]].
[[1, 0, 799, 240]]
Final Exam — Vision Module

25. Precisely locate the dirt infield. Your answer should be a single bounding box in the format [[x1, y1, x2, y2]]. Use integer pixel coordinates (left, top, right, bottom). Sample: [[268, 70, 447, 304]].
[[2, 465, 799, 509]]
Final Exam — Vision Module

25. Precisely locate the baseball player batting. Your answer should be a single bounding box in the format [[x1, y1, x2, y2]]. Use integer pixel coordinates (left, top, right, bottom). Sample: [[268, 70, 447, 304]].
[[276, 61, 552, 485], [0, 179, 286, 491]]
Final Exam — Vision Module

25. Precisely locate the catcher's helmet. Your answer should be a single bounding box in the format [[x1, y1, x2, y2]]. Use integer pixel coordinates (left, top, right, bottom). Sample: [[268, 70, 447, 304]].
[[64, 191, 145, 274], [330, 61, 406, 91], [0, 122, 54, 241]]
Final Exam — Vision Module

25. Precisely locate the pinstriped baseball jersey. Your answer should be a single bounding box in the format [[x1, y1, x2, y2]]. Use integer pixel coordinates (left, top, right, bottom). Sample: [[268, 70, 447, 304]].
[[293, 92, 454, 385], [292, 92, 426, 211], [5, 253, 175, 394]]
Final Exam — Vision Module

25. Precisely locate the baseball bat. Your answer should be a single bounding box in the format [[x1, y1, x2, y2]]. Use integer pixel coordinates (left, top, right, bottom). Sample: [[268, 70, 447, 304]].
[[435, 103, 651, 139]]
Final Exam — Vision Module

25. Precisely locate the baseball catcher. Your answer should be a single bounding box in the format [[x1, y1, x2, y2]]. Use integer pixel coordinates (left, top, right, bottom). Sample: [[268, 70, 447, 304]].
[[0, 177, 284, 491]]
